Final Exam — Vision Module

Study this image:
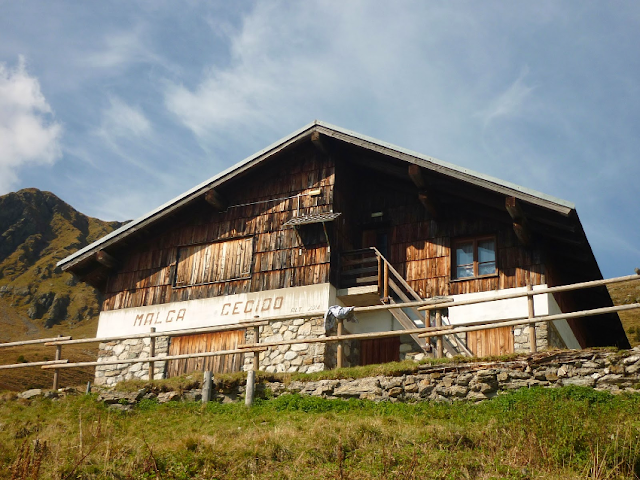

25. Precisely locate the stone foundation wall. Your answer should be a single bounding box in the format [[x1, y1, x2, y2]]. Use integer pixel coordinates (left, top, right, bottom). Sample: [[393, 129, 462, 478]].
[[514, 321, 566, 353], [93, 317, 331, 386], [247, 347, 640, 403], [91, 348, 640, 408], [94, 337, 169, 386], [399, 334, 428, 362], [92, 317, 570, 386], [247, 317, 328, 374]]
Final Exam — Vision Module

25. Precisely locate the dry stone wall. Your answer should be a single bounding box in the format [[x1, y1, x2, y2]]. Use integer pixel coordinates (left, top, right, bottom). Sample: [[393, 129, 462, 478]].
[[82, 347, 640, 408], [223, 348, 640, 404]]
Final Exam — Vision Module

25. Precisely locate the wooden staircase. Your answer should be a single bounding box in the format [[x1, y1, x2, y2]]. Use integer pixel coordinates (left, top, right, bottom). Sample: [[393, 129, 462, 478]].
[[339, 248, 471, 357]]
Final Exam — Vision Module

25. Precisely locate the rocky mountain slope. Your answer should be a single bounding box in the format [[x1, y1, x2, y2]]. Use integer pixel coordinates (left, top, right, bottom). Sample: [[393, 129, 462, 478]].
[[0, 188, 124, 341]]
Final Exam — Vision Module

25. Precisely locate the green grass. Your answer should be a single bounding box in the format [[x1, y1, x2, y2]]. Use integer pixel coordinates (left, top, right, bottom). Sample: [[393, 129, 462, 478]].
[[2, 387, 640, 479]]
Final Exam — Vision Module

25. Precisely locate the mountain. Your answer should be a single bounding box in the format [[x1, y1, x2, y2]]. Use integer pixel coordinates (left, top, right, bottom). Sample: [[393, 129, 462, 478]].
[[0, 188, 124, 342]]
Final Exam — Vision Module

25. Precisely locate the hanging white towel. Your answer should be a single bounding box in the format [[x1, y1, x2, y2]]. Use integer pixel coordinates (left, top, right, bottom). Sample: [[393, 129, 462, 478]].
[[324, 305, 357, 331]]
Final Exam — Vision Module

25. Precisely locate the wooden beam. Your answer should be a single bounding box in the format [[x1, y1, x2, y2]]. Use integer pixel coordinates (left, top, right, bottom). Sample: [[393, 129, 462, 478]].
[[204, 189, 227, 211], [505, 196, 525, 222], [311, 131, 329, 156], [512, 223, 532, 246], [95, 250, 118, 269], [407, 164, 426, 189], [317, 125, 574, 215], [506, 196, 532, 247], [418, 192, 439, 219], [408, 165, 439, 219]]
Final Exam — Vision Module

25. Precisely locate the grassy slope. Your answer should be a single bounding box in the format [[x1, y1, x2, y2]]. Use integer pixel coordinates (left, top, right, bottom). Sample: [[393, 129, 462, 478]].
[[0, 189, 123, 390], [608, 280, 640, 346], [2, 387, 640, 479]]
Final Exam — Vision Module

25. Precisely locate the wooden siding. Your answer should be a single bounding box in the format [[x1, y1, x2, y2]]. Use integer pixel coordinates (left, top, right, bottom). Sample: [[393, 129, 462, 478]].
[[175, 237, 253, 287], [102, 143, 548, 315], [166, 330, 245, 377], [333, 163, 546, 298], [360, 337, 400, 366], [102, 143, 334, 311], [466, 327, 514, 357]]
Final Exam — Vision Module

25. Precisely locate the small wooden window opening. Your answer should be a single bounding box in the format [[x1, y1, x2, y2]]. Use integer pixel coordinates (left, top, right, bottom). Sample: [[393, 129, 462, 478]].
[[452, 236, 497, 280], [174, 237, 253, 288]]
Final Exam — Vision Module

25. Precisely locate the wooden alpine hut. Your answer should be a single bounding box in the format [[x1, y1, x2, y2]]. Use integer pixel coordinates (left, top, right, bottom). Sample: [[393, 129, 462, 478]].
[[57, 121, 629, 385]]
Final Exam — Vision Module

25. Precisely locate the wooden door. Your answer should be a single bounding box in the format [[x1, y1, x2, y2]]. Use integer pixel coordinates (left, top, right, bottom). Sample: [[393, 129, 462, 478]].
[[360, 337, 400, 365], [361, 229, 389, 258], [166, 330, 245, 377], [466, 326, 514, 357]]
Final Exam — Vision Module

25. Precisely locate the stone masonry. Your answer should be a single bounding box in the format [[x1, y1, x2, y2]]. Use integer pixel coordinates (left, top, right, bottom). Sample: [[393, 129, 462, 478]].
[[94, 336, 169, 386], [263, 348, 640, 403], [94, 316, 332, 385], [246, 317, 329, 374], [513, 321, 566, 352], [84, 347, 640, 409], [92, 317, 568, 387]]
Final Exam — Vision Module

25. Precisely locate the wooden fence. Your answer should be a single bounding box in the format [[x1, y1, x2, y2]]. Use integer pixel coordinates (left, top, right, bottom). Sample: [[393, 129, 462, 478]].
[[1, 273, 639, 403]]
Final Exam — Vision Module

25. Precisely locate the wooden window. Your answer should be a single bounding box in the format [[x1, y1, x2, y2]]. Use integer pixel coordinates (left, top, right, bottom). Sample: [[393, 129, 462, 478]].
[[174, 237, 253, 288], [452, 236, 497, 280]]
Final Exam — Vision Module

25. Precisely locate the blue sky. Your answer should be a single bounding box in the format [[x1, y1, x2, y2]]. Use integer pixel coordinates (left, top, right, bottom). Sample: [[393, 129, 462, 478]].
[[0, 1, 638, 278]]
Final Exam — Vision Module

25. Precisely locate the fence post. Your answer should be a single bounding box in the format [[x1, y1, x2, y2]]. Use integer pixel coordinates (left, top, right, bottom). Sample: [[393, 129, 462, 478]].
[[377, 254, 383, 296], [435, 310, 443, 358], [253, 325, 260, 372], [243, 325, 260, 407], [383, 261, 389, 299], [202, 370, 212, 404], [245, 369, 256, 407], [527, 285, 537, 353], [336, 318, 344, 369], [52, 334, 62, 390], [149, 327, 156, 381]]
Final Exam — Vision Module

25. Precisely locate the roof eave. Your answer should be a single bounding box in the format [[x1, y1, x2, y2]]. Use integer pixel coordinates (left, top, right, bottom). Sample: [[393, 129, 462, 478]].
[[58, 120, 576, 271], [57, 121, 321, 271]]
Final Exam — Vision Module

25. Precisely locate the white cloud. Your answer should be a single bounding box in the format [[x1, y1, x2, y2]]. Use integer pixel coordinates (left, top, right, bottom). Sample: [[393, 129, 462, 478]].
[[93, 97, 171, 182], [478, 67, 536, 127], [163, 2, 426, 145], [0, 56, 62, 193], [98, 96, 152, 141], [83, 29, 162, 70]]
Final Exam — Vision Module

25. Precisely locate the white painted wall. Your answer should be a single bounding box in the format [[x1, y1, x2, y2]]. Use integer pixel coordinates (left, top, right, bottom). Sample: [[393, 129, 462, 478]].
[[330, 285, 406, 334], [97, 283, 332, 337], [446, 285, 580, 349], [447, 286, 549, 324]]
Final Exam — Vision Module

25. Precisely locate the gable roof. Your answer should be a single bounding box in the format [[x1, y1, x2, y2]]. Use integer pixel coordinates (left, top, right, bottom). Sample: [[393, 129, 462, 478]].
[[58, 120, 575, 271]]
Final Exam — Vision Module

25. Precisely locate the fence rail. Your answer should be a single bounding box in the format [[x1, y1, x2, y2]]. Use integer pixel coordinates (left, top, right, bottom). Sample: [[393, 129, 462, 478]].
[[1, 273, 639, 400], [0, 336, 71, 348]]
